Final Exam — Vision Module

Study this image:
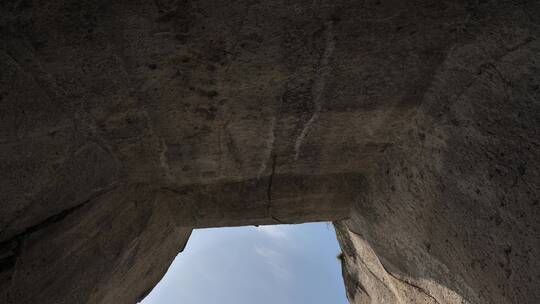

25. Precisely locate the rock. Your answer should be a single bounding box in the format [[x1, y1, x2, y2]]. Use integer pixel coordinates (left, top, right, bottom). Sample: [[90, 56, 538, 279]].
[[0, 0, 538, 303]]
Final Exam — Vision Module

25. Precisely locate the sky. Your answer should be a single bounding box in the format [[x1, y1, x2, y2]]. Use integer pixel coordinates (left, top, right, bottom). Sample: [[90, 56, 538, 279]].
[[141, 222, 348, 304]]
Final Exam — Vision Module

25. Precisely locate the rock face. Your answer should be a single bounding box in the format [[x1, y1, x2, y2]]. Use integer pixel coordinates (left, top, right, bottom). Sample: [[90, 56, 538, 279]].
[[0, 0, 539, 303]]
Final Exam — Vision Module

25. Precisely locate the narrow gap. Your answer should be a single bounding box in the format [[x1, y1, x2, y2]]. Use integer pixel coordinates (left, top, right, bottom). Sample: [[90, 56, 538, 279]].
[[139, 222, 348, 304]]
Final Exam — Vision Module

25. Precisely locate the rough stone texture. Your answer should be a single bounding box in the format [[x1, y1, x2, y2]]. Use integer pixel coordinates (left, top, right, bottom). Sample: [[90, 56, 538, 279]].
[[334, 5, 540, 302], [0, 0, 539, 303]]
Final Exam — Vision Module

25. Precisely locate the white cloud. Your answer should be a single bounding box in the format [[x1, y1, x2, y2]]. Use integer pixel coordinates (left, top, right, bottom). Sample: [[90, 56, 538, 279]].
[[255, 225, 290, 240], [254, 246, 280, 260], [254, 245, 292, 281]]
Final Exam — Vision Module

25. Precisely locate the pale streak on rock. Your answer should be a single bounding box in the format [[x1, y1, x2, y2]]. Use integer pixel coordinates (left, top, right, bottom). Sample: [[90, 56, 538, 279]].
[[159, 139, 174, 183], [294, 21, 335, 160]]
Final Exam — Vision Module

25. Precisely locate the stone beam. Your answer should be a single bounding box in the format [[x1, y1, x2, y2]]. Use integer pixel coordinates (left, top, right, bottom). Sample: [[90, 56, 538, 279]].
[[159, 172, 361, 228]]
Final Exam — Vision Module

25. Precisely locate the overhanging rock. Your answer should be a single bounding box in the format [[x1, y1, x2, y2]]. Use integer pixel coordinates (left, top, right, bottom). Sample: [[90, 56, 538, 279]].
[[1, 0, 539, 303]]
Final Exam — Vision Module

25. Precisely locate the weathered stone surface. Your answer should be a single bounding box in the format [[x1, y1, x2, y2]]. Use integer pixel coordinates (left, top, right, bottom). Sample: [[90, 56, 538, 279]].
[[0, 0, 539, 303], [334, 6, 540, 302], [1, 185, 192, 304]]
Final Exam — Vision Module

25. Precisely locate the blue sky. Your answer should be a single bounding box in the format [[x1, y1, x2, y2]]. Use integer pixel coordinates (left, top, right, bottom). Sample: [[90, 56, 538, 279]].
[[141, 222, 348, 304]]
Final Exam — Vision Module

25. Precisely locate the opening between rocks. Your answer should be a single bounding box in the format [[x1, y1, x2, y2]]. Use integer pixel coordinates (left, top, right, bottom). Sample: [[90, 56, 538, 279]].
[[140, 223, 347, 304]]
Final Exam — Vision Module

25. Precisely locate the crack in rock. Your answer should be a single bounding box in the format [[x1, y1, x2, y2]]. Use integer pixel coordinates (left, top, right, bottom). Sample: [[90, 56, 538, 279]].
[[265, 154, 283, 223], [379, 262, 442, 304], [0, 186, 118, 275]]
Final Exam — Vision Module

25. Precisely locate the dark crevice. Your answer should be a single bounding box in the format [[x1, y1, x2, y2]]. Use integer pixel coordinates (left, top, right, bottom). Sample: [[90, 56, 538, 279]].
[[266, 154, 277, 203], [379, 262, 442, 304], [343, 226, 442, 304], [340, 255, 371, 302], [0, 187, 116, 274], [270, 215, 284, 224], [356, 256, 393, 293], [266, 154, 283, 223]]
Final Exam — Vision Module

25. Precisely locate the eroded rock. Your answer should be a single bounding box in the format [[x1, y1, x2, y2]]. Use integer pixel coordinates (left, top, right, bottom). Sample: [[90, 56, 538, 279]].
[[1, 0, 539, 303]]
